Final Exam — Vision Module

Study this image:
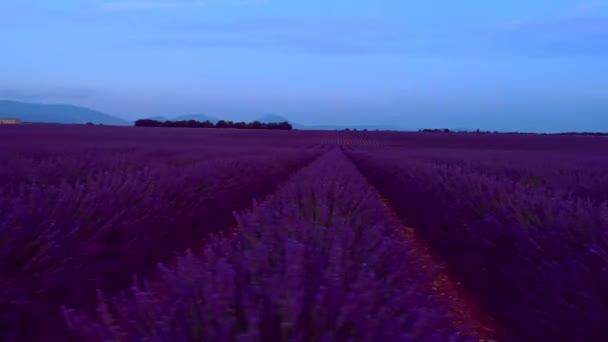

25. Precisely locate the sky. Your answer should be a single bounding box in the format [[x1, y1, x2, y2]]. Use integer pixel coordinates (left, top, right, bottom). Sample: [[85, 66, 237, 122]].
[[1, 0, 607, 131]]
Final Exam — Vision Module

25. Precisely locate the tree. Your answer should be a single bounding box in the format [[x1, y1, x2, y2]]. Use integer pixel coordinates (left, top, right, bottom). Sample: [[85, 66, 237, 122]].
[[134, 118, 293, 130]]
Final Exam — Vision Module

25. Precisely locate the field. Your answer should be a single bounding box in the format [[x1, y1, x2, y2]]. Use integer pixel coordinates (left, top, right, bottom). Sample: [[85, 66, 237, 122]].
[[1, 125, 608, 341]]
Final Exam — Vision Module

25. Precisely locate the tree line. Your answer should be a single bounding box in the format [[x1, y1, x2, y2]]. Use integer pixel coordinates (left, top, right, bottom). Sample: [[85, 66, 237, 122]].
[[418, 128, 502, 133], [134, 119, 293, 130], [418, 128, 608, 136]]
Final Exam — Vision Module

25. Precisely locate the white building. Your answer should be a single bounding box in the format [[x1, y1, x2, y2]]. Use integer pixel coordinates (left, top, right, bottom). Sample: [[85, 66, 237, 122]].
[[0, 118, 21, 124]]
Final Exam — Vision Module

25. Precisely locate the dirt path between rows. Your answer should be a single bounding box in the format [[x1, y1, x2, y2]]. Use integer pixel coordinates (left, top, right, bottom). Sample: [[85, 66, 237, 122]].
[[380, 198, 498, 341]]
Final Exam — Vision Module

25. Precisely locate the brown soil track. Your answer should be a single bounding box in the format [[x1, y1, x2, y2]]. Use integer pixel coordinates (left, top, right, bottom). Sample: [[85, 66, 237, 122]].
[[380, 198, 498, 341]]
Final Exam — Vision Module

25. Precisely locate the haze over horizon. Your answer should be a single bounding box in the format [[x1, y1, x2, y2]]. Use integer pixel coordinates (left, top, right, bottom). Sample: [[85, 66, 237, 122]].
[[1, 1, 607, 132]]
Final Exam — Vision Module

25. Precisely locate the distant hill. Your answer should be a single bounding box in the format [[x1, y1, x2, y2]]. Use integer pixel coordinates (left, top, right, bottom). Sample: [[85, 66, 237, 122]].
[[0, 100, 131, 125], [257, 114, 307, 129], [0, 100, 403, 130], [258, 114, 292, 123]]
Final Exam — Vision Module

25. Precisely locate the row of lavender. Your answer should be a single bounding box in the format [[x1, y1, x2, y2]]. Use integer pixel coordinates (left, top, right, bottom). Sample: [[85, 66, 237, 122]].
[[386, 148, 608, 205], [0, 137, 324, 195], [0, 143, 319, 340], [62, 150, 478, 341], [347, 150, 608, 341]]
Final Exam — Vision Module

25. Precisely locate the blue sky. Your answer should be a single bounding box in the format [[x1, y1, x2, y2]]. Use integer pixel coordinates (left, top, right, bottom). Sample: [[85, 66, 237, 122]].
[[1, 0, 607, 131]]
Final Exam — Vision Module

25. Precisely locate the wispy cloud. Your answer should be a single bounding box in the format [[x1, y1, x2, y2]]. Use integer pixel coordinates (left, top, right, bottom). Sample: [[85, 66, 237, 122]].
[[488, 16, 608, 57], [122, 14, 608, 57], [98, 1, 176, 12], [96, 0, 268, 12], [0, 88, 98, 102], [120, 17, 425, 55], [8, 2, 607, 58], [564, 0, 608, 16]]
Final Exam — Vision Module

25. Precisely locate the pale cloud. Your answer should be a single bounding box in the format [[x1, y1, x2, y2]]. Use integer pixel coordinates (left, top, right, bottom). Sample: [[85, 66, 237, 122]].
[[97, 1, 176, 12], [96, 0, 268, 12], [0, 87, 98, 102], [116, 13, 608, 57], [565, 0, 608, 16]]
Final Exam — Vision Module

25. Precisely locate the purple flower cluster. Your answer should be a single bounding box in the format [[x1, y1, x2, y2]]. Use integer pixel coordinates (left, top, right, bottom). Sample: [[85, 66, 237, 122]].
[[62, 150, 473, 341], [348, 150, 608, 341]]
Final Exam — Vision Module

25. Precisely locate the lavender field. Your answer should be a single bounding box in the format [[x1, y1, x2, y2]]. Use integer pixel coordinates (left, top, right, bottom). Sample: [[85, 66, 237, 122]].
[[1, 125, 608, 341]]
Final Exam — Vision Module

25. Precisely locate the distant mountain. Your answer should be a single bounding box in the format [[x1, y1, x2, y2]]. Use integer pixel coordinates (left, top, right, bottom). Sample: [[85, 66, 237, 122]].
[[257, 114, 308, 129], [258, 114, 292, 123], [173, 113, 219, 123], [0, 100, 405, 130], [0, 100, 130, 125]]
